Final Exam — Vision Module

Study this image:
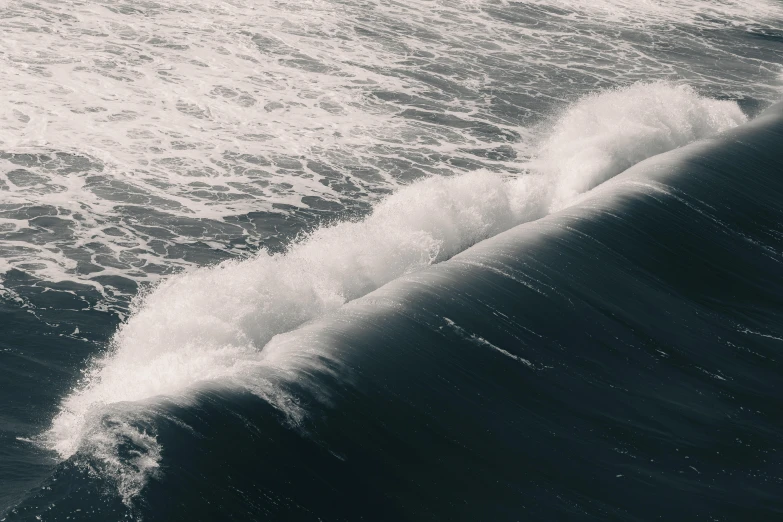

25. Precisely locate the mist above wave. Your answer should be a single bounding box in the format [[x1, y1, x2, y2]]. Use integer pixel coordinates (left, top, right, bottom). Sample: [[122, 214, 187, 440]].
[[43, 82, 746, 502]]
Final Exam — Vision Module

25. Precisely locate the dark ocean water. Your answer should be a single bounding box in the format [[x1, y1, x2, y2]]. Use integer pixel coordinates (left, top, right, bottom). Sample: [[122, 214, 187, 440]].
[[2, 1, 783, 520]]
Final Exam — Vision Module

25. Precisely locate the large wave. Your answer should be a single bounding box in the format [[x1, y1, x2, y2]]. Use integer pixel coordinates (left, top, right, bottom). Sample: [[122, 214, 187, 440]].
[[41, 82, 747, 501]]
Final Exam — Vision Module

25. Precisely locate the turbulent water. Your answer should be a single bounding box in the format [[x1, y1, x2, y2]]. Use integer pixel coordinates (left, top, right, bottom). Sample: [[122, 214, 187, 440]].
[[1, 0, 783, 520]]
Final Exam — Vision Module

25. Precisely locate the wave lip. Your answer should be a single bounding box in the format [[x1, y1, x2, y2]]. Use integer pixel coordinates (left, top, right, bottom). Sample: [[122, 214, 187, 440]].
[[40, 82, 749, 501], [533, 82, 747, 211]]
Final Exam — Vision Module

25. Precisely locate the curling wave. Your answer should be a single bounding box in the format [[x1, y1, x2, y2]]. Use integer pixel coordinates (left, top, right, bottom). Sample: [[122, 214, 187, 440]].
[[42, 82, 747, 500]]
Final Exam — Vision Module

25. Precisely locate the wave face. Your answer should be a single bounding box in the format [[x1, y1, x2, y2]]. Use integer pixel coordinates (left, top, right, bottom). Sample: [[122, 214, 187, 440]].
[[5, 98, 781, 521], [37, 83, 747, 500]]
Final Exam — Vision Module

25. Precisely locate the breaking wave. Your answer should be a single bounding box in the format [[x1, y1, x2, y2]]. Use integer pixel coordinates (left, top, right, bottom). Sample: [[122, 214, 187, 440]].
[[42, 82, 747, 501]]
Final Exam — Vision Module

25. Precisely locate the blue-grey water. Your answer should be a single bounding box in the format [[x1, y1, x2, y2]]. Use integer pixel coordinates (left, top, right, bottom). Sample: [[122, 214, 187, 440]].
[[1, 1, 783, 520]]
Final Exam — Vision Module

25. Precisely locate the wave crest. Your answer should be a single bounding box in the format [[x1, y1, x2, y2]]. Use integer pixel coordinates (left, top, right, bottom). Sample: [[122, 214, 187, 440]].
[[535, 82, 747, 211]]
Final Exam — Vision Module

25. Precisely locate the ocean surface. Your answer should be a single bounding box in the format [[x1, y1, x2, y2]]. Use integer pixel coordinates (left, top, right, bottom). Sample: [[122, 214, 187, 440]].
[[1, 0, 783, 520]]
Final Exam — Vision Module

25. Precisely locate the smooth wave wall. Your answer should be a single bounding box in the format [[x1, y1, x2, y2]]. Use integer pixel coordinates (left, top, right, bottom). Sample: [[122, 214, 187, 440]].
[[243, 100, 783, 522], [41, 82, 747, 500]]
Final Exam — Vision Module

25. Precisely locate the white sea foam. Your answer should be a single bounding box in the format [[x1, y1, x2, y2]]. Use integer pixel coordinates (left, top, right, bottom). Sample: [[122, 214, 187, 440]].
[[0, 0, 779, 297], [42, 82, 746, 501], [530, 0, 783, 28]]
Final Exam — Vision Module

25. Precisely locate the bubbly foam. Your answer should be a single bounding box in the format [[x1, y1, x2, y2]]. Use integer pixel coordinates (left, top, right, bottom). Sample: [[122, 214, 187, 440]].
[[0, 0, 780, 300], [42, 82, 746, 502], [531, 0, 783, 28]]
